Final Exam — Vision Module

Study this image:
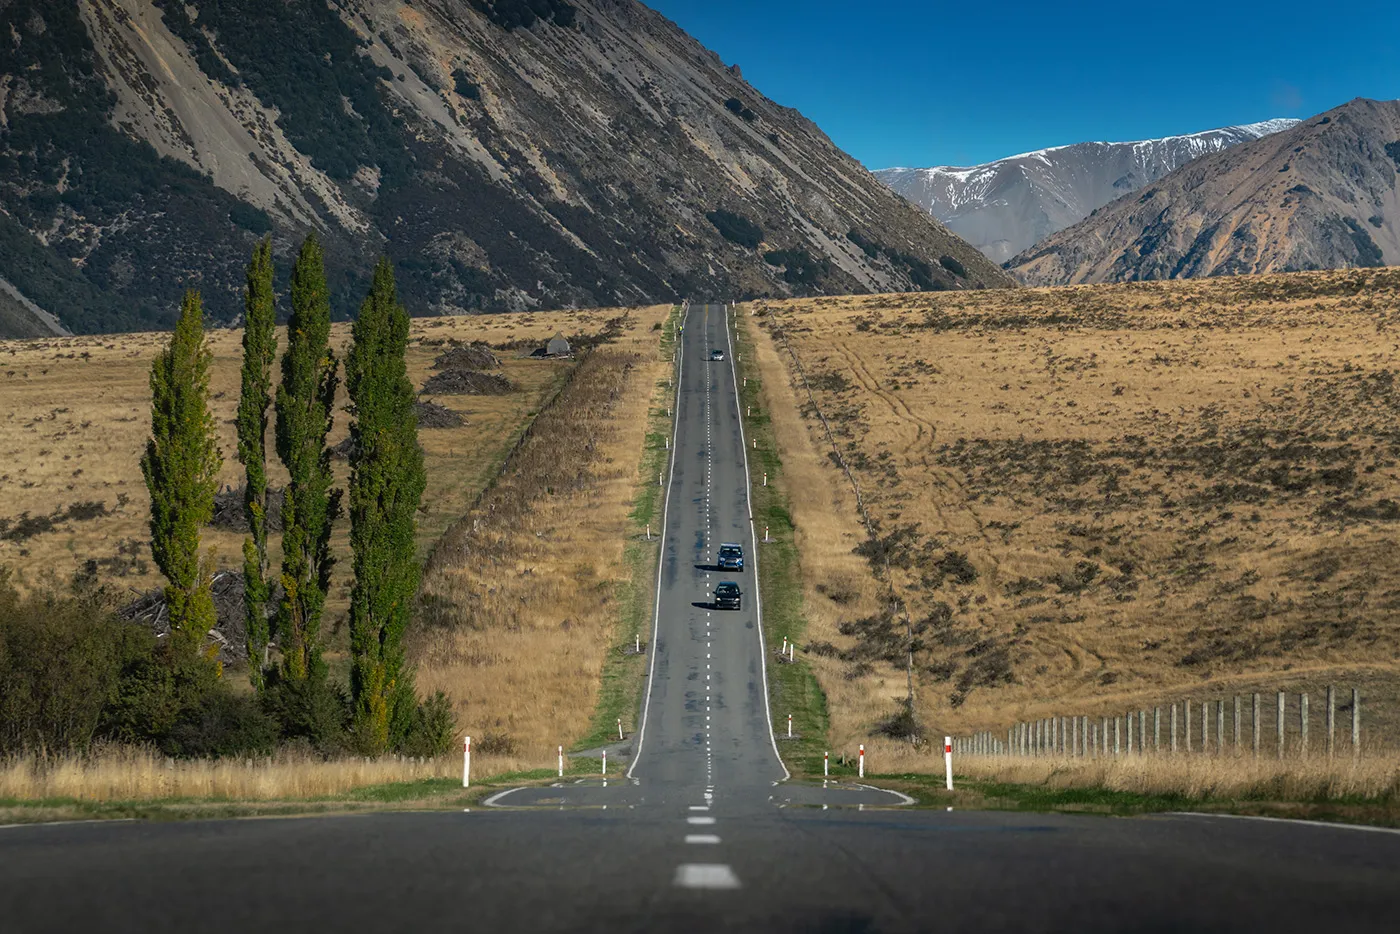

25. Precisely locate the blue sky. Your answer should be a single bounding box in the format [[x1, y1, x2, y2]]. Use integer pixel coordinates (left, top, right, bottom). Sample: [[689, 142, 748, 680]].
[[646, 0, 1400, 169]]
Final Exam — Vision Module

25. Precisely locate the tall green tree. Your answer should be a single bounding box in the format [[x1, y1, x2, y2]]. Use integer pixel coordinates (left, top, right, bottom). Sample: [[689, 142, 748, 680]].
[[346, 259, 426, 752], [236, 238, 278, 691], [274, 234, 341, 683], [141, 291, 222, 659]]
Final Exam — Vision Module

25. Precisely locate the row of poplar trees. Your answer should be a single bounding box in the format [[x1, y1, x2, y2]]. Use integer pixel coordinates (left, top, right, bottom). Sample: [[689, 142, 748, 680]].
[[141, 233, 430, 754]]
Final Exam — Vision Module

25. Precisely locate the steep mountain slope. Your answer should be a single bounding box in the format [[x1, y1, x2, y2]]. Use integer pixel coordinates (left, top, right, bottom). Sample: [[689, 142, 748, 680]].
[[1009, 99, 1400, 286], [0, 0, 1009, 336], [876, 120, 1298, 263]]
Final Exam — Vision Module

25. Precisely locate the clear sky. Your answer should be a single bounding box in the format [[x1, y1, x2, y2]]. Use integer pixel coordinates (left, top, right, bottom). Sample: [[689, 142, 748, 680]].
[[645, 0, 1400, 170]]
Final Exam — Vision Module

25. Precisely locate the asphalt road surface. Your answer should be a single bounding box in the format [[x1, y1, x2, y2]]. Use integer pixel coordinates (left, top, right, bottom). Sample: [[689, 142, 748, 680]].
[[3, 304, 1399, 933]]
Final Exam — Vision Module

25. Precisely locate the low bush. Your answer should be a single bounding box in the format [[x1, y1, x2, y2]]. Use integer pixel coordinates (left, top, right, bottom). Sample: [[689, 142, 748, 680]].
[[707, 210, 764, 250]]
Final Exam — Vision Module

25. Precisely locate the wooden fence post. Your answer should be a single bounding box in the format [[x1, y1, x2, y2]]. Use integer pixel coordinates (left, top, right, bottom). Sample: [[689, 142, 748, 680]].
[[1171, 704, 1179, 754], [1352, 688, 1361, 757], [1300, 692, 1309, 758], [1154, 707, 1162, 753], [1260, 694, 1271, 761], [1185, 700, 1192, 754], [1126, 711, 1133, 756], [1276, 691, 1285, 760], [1140, 711, 1148, 755], [1234, 696, 1242, 757], [1217, 700, 1224, 758], [1114, 717, 1121, 756], [1203, 700, 1210, 755], [1326, 686, 1335, 759]]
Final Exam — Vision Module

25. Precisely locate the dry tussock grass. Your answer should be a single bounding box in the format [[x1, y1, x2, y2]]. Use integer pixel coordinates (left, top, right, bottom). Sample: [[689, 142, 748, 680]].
[[0, 746, 529, 802], [0, 309, 616, 676], [871, 740, 1400, 802], [743, 268, 1400, 751], [413, 307, 671, 763]]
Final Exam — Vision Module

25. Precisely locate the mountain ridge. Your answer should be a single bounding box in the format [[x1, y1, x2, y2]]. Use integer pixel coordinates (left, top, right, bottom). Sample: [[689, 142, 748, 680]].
[[0, 0, 1010, 336], [877, 119, 1299, 263], [1007, 98, 1400, 286]]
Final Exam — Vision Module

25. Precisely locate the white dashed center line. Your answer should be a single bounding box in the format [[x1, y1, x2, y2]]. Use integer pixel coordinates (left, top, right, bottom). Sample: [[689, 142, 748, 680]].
[[674, 864, 740, 890]]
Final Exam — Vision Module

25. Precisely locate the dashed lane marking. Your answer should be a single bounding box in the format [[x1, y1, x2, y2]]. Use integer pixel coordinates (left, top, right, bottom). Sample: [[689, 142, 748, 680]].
[[675, 864, 740, 890], [685, 834, 721, 845]]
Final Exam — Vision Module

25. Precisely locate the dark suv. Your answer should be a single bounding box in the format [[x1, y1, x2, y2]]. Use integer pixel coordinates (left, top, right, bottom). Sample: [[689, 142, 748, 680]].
[[714, 581, 742, 610], [717, 543, 744, 571]]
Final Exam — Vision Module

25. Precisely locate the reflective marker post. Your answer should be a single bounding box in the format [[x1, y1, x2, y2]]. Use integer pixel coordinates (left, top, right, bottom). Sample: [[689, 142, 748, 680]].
[[462, 735, 471, 788], [858, 744, 865, 779], [558, 746, 564, 778], [824, 751, 829, 778], [944, 736, 954, 791]]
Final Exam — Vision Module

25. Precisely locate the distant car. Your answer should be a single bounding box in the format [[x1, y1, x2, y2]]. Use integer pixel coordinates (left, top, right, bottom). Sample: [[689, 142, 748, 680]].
[[717, 543, 744, 571], [714, 581, 742, 610], [710, 349, 725, 361]]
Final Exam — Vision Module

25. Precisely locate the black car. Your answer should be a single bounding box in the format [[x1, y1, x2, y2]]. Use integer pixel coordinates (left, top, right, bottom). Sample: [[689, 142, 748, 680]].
[[714, 581, 742, 610], [710, 349, 725, 361]]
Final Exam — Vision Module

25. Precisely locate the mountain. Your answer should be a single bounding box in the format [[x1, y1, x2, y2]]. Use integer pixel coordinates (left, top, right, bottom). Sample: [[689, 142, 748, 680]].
[[0, 0, 1009, 336], [1007, 99, 1400, 286], [876, 120, 1299, 264]]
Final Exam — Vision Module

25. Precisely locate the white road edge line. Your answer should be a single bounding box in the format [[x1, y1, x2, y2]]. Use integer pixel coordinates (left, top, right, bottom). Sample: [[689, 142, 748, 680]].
[[724, 302, 791, 782], [0, 818, 137, 831], [854, 782, 917, 806], [482, 786, 533, 807], [628, 302, 689, 781], [1167, 811, 1400, 836]]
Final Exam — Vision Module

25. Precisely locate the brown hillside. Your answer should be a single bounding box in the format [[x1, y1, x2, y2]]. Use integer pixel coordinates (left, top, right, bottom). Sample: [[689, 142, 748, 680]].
[[744, 269, 1400, 750], [1009, 99, 1400, 286]]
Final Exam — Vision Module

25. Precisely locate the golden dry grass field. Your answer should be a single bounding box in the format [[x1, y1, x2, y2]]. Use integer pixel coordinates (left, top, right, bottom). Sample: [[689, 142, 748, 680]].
[[0, 308, 630, 682], [742, 268, 1400, 762], [413, 305, 674, 762]]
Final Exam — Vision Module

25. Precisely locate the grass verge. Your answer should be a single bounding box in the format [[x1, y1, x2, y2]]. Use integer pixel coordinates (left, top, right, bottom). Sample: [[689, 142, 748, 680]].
[[733, 307, 831, 768], [574, 307, 682, 751]]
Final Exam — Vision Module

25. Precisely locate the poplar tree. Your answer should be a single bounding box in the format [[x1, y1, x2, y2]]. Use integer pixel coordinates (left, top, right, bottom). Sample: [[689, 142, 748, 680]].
[[236, 239, 277, 691], [346, 259, 426, 752], [141, 291, 222, 659], [274, 234, 341, 683]]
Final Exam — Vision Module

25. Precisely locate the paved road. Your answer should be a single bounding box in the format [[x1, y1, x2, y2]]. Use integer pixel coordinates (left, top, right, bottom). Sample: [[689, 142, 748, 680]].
[[4, 304, 1400, 932]]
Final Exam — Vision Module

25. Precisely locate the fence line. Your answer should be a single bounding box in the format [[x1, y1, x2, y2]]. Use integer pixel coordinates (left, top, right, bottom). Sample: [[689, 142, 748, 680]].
[[952, 686, 1365, 759]]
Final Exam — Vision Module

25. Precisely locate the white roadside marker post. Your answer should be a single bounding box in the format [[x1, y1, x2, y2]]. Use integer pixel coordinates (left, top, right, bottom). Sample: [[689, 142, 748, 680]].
[[944, 736, 954, 791], [787, 714, 793, 738], [858, 744, 865, 779], [462, 736, 471, 788], [824, 751, 829, 778], [618, 718, 624, 741], [558, 746, 564, 778], [635, 634, 640, 654], [602, 750, 607, 776]]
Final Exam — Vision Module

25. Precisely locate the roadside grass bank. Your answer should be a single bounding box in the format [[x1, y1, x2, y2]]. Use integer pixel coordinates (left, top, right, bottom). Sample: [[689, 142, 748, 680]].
[[575, 306, 682, 751], [414, 306, 672, 763], [732, 306, 829, 766], [807, 745, 1400, 826], [0, 750, 613, 823]]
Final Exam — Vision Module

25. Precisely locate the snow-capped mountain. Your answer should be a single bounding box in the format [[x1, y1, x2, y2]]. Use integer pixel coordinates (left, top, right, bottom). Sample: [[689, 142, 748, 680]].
[[876, 119, 1300, 263]]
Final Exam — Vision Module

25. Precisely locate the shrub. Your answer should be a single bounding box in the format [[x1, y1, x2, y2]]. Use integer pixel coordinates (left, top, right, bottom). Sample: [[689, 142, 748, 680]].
[[452, 69, 481, 100], [724, 97, 757, 122], [939, 255, 967, 278], [259, 672, 350, 752], [706, 210, 763, 250], [399, 691, 457, 757], [763, 249, 828, 285], [1343, 217, 1385, 268], [1386, 141, 1400, 170]]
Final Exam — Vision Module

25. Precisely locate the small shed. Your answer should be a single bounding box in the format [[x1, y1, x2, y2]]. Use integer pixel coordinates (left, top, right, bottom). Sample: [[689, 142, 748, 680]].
[[545, 333, 571, 357]]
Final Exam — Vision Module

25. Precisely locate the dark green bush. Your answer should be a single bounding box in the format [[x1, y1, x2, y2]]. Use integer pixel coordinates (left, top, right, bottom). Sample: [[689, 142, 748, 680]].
[[1385, 141, 1400, 170], [763, 249, 828, 285], [724, 97, 757, 122], [260, 671, 350, 753], [707, 210, 763, 249], [453, 69, 482, 100], [399, 690, 458, 757], [939, 255, 967, 278], [469, 0, 576, 30]]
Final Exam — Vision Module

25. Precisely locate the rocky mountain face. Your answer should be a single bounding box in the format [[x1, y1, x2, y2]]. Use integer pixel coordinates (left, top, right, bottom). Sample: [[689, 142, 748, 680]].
[[0, 0, 1009, 336], [876, 120, 1298, 264], [1008, 99, 1400, 286]]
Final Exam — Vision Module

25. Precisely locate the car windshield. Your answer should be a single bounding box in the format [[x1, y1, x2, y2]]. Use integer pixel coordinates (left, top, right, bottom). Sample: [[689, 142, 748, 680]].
[[716, 583, 738, 594], [719, 546, 741, 556]]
